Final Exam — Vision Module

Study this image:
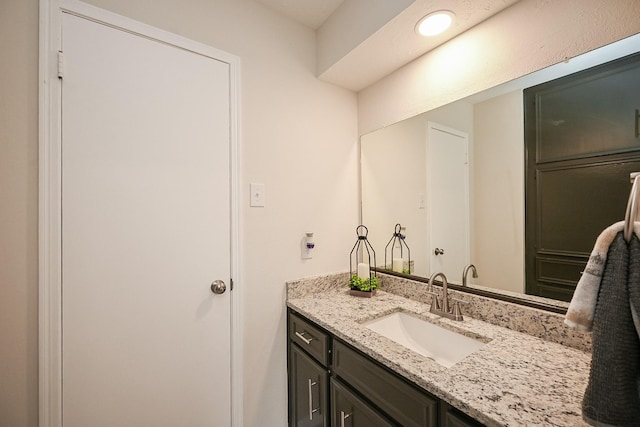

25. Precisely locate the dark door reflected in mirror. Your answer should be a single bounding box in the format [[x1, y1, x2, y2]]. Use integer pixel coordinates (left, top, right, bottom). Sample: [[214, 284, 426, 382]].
[[525, 52, 640, 301]]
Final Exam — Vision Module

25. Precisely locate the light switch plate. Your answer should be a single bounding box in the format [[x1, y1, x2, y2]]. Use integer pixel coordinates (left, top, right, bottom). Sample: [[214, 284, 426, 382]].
[[250, 183, 266, 207]]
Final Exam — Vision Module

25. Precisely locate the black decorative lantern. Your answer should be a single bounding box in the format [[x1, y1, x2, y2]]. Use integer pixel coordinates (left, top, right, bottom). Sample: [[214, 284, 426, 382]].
[[385, 223, 411, 274], [349, 225, 378, 296]]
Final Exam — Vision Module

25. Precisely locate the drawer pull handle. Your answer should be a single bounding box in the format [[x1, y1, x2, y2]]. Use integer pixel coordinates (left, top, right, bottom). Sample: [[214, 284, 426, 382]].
[[308, 379, 319, 420], [340, 410, 352, 427], [295, 331, 315, 345]]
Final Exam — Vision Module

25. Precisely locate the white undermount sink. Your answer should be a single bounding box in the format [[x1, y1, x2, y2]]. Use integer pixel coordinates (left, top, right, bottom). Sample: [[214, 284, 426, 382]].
[[363, 312, 486, 368]]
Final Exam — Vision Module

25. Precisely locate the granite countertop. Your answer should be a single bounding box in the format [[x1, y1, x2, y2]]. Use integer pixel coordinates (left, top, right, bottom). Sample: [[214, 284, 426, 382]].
[[287, 288, 591, 427]]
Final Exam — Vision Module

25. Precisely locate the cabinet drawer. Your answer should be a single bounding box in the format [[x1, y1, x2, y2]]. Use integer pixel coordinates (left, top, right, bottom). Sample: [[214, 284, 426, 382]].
[[289, 344, 329, 427], [289, 311, 330, 366], [333, 340, 438, 427], [330, 377, 394, 427]]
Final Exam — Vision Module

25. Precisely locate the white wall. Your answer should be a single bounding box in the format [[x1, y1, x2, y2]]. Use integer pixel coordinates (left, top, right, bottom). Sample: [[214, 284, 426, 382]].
[[424, 101, 474, 136], [361, 100, 474, 279], [361, 117, 428, 275], [317, 0, 414, 76], [360, 92, 527, 292], [358, 0, 640, 135], [1, 0, 358, 426], [0, 1, 39, 426], [472, 91, 524, 292]]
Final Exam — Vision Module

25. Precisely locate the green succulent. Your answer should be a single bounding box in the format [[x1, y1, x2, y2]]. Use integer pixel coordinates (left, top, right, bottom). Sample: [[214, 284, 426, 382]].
[[350, 275, 379, 291]]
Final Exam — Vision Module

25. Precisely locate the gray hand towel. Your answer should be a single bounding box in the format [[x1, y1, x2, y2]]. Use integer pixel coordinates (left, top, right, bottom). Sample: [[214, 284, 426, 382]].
[[582, 232, 640, 427], [630, 235, 640, 339]]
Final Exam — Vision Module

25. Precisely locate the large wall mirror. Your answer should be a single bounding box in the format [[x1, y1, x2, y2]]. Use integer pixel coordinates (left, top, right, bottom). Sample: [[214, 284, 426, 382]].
[[361, 34, 640, 307]]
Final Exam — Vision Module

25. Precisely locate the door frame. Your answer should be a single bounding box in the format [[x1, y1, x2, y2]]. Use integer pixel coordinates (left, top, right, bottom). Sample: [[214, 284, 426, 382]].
[[425, 121, 470, 276], [38, 1, 243, 426]]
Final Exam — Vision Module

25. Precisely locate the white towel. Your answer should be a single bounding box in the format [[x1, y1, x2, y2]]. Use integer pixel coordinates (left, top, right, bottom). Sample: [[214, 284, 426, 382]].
[[565, 221, 640, 331]]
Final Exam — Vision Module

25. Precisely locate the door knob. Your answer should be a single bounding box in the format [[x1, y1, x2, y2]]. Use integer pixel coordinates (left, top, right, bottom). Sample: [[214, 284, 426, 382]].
[[434, 248, 445, 256], [210, 280, 226, 294]]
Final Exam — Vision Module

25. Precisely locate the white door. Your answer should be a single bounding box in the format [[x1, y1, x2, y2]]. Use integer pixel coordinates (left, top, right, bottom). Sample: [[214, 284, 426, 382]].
[[61, 13, 231, 426], [427, 122, 470, 281]]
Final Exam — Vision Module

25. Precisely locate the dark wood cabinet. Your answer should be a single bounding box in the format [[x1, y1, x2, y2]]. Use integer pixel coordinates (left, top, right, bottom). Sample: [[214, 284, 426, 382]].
[[287, 309, 485, 427], [330, 377, 394, 427], [440, 402, 484, 427], [289, 310, 330, 366], [289, 344, 329, 427], [288, 311, 331, 427], [333, 340, 438, 427]]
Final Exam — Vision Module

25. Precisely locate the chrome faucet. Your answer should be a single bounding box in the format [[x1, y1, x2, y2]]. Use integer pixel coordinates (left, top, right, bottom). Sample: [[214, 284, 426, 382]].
[[462, 264, 478, 287], [428, 272, 466, 321], [428, 272, 450, 314]]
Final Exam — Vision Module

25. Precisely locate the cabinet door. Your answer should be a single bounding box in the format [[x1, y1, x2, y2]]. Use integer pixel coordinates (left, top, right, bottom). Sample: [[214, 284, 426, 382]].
[[440, 402, 485, 427], [289, 344, 328, 427], [330, 378, 395, 427], [332, 340, 438, 427], [443, 411, 484, 427]]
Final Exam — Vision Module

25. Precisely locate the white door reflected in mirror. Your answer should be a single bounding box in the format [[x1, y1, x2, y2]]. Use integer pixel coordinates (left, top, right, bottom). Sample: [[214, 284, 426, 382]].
[[427, 122, 470, 278]]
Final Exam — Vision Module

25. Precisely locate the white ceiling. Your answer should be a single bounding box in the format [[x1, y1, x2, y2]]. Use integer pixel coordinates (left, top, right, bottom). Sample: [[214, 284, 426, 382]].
[[254, 0, 521, 91], [254, 0, 345, 29]]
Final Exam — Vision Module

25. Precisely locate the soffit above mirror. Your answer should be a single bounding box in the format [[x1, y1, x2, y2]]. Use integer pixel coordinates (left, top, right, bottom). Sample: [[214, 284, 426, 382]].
[[254, 0, 520, 92], [253, 0, 345, 29]]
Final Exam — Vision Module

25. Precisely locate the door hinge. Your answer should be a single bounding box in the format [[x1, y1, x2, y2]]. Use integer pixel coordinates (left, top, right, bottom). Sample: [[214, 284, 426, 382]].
[[230, 278, 234, 291], [57, 51, 64, 79]]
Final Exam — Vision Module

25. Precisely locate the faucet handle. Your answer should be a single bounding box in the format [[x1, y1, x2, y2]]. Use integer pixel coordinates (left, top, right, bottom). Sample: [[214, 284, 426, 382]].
[[451, 302, 463, 321], [426, 291, 441, 311], [449, 298, 468, 320], [450, 297, 469, 308]]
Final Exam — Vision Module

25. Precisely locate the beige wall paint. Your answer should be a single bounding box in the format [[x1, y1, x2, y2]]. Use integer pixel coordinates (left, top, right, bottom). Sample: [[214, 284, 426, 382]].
[[361, 100, 474, 278], [361, 117, 428, 276], [358, 0, 640, 135], [359, 92, 527, 292], [0, 0, 39, 426], [472, 91, 524, 293], [3, 0, 358, 426]]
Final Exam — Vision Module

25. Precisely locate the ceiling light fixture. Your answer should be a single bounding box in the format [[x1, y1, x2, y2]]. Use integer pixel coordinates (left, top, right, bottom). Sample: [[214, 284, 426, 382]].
[[415, 10, 455, 37]]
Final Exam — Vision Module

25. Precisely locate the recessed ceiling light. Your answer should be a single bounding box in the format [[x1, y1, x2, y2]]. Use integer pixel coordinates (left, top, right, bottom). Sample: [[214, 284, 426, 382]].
[[415, 10, 455, 37]]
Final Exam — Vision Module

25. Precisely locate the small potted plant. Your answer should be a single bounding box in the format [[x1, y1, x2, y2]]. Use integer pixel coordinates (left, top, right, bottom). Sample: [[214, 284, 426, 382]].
[[349, 274, 379, 297]]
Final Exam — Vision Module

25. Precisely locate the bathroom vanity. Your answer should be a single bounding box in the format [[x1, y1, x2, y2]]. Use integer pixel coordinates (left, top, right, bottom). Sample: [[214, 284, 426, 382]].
[[286, 273, 591, 427], [289, 309, 482, 426]]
